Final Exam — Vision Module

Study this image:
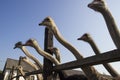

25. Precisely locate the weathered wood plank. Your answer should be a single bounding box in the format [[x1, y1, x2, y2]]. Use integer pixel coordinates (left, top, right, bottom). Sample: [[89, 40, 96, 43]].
[[43, 28, 53, 80], [25, 70, 43, 76], [53, 49, 120, 71], [23, 49, 120, 76]]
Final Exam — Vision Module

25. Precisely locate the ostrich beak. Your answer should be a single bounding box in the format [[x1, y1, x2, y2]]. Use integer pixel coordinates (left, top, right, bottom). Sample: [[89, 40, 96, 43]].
[[88, 3, 93, 8], [39, 22, 43, 26], [39, 20, 45, 26], [13, 46, 17, 49], [77, 37, 82, 40]]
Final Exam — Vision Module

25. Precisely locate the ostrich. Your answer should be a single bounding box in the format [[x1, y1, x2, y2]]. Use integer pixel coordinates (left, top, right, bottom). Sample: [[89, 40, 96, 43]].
[[88, 0, 120, 49], [78, 33, 119, 77], [38, 16, 104, 80], [20, 56, 43, 80], [14, 42, 43, 71]]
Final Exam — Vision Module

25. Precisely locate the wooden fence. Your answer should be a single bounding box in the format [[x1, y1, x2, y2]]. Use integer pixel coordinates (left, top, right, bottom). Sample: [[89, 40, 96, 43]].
[[22, 28, 120, 80]]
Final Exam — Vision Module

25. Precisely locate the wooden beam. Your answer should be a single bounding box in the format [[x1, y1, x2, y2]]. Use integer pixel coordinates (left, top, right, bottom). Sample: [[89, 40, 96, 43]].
[[53, 49, 120, 71], [43, 28, 53, 80], [23, 49, 120, 76], [25, 70, 43, 76]]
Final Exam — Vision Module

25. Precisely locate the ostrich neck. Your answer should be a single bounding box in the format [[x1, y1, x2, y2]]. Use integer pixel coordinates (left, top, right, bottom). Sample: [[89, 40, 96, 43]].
[[54, 50, 61, 63], [17, 66, 25, 76], [89, 40, 100, 54], [33, 43, 60, 65], [21, 46, 43, 70], [53, 26, 83, 59], [101, 8, 120, 48], [52, 26, 101, 80], [22, 59, 42, 80], [22, 58, 38, 70], [88, 39, 119, 77]]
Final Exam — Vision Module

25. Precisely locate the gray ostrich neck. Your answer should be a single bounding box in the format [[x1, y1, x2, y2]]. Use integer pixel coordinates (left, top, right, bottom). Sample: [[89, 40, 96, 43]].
[[22, 58, 42, 80], [53, 26, 83, 59], [33, 43, 60, 65], [100, 8, 120, 48], [89, 40, 100, 54], [88, 39, 119, 77]]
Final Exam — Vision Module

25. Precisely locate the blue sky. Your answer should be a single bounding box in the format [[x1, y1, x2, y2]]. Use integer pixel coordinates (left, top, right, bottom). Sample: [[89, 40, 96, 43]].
[[0, 0, 120, 75]]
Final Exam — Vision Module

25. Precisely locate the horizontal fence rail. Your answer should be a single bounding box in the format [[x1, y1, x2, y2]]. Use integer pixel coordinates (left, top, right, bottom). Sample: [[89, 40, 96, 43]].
[[53, 49, 120, 71], [23, 49, 120, 76]]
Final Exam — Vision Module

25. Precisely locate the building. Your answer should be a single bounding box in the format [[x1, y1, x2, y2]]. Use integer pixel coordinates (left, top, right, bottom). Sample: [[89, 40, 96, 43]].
[[2, 58, 39, 80]]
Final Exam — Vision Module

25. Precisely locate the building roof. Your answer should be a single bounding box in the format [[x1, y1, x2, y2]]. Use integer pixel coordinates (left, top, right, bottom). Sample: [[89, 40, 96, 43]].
[[3, 58, 36, 73]]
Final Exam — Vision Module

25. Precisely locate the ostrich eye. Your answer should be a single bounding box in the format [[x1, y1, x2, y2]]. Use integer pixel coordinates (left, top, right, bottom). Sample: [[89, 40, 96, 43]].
[[27, 40, 32, 43], [84, 34, 88, 37], [45, 18, 50, 22], [15, 42, 22, 47], [94, 0, 102, 2], [95, 0, 101, 1], [18, 42, 22, 45]]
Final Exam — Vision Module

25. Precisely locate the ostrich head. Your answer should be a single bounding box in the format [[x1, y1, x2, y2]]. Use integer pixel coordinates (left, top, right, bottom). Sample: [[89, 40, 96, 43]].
[[23, 39, 36, 48], [39, 16, 56, 30], [20, 56, 27, 60], [77, 33, 92, 42], [14, 41, 23, 49], [48, 47, 59, 53], [88, 0, 107, 12], [48, 47, 61, 63]]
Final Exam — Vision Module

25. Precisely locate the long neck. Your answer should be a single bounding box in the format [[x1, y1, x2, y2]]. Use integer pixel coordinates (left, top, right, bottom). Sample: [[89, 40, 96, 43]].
[[53, 26, 83, 59], [33, 43, 60, 65], [23, 58, 38, 70], [21, 46, 43, 70], [89, 40, 100, 54], [17, 66, 25, 76], [101, 8, 120, 48], [51, 26, 101, 80], [54, 51, 61, 63], [88, 39, 119, 77], [22, 59, 42, 80], [53, 49, 68, 80]]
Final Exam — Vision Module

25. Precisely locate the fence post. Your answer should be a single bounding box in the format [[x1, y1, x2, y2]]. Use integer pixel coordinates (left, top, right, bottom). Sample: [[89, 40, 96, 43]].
[[43, 28, 53, 80]]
